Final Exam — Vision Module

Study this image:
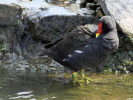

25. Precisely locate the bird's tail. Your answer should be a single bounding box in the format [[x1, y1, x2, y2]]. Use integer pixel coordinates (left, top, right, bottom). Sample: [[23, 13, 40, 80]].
[[39, 48, 56, 59], [39, 48, 50, 56]]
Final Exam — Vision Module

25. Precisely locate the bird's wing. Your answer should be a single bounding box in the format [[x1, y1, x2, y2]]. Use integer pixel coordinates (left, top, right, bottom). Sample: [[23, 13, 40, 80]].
[[41, 25, 97, 61]]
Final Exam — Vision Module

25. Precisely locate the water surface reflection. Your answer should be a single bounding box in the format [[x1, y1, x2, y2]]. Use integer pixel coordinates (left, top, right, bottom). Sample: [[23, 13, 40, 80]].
[[0, 69, 133, 100]]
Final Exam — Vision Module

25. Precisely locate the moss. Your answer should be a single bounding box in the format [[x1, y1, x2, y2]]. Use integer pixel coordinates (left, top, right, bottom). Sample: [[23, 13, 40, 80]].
[[101, 50, 133, 73], [98, 30, 133, 73], [0, 43, 6, 52]]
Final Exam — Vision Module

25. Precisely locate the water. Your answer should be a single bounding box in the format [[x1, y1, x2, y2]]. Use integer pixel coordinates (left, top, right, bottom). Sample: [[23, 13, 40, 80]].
[[0, 0, 133, 100], [0, 68, 133, 100]]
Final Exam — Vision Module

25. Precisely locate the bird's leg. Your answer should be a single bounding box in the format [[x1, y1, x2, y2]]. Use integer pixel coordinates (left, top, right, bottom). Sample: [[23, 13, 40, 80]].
[[72, 69, 92, 86], [79, 69, 84, 82], [72, 71, 83, 86], [79, 69, 91, 84], [72, 71, 78, 85]]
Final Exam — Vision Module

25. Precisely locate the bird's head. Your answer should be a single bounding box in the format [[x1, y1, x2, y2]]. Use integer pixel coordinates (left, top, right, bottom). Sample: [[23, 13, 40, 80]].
[[96, 16, 116, 38]]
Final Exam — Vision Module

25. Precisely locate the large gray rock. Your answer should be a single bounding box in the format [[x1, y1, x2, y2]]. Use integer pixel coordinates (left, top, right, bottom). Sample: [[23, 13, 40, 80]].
[[0, 4, 21, 26], [37, 15, 97, 43], [98, 0, 133, 43], [0, 4, 24, 64]]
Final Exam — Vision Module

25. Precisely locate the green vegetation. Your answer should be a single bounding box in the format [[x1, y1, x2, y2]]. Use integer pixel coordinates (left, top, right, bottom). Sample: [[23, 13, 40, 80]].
[[0, 43, 6, 52]]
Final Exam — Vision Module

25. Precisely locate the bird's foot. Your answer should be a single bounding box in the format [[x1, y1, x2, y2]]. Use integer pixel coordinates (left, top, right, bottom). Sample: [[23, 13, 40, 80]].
[[79, 69, 90, 85], [72, 69, 92, 86], [72, 71, 78, 86], [72, 76, 90, 86], [83, 76, 93, 84], [72, 72, 83, 86]]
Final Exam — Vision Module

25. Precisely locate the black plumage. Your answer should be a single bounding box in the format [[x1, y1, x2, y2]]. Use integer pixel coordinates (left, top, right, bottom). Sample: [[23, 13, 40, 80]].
[[40, 16, 119, 71]]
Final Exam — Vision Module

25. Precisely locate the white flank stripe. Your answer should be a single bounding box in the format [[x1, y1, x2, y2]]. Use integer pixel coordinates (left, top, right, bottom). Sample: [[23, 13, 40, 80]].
[[74, 50, 83, 53], [68, 55, 72, 57], [85, 45, 88, 48], [63, 59, 67, 61]]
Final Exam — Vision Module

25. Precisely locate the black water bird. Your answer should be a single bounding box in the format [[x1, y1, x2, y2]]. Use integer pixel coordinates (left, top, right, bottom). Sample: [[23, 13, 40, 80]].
[[40, 16, 119, 85]]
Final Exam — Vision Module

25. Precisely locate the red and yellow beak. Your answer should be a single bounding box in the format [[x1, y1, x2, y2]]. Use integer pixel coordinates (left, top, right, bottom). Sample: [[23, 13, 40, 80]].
[[96, 22, 102, 38]]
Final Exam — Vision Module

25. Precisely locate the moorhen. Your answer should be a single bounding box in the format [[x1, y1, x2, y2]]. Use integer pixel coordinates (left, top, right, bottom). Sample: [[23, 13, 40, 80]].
[[40, 16, 119, 85]]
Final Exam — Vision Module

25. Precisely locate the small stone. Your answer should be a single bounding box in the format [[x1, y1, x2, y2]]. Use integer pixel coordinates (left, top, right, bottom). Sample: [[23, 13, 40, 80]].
[[82, 8, 96, 15], [93, 0, 98, 4], [86, 3, 98, 10], [105, 91, 112, 95], [96, 7, 104, 17], [80, 0, 94, 8]]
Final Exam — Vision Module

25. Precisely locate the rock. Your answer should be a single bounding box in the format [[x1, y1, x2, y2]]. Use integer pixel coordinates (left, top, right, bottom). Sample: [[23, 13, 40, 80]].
[[96, 7, 104, 17], [93, 0, 98, 4], [80, 0, 98, 8], [80, 0, 94, 8], [0, 4, 24, 63], [46, 0, 76, 4], [0, 4, 22, 26], [86, 3, 100, 10], [67, 3, 81, 13], [86, 3, 95, 8], [18, 0, 31, 1], [27, 8, 98, 43], [81, 8, 96, 15], [32, 15, 97, 44], [98, 0, 133, 43], [0, 26, 23, 59]]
